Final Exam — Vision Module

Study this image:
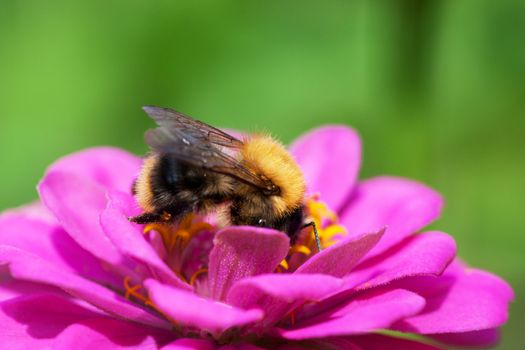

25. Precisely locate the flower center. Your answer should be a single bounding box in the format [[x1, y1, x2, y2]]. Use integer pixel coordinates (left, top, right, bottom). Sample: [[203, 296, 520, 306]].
[[306, 198, 347, 248], [279, 198, 347, 271], [144, 214, 212, 255], [143, 213, 213, 282]]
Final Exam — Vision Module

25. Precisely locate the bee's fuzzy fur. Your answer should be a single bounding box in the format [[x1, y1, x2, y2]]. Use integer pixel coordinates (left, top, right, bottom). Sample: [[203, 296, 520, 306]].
[[132, 134, 306, 238]]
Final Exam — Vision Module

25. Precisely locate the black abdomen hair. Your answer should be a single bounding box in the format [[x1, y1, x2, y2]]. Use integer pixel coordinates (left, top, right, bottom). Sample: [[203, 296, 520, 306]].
[[148, 154, 230, 221]]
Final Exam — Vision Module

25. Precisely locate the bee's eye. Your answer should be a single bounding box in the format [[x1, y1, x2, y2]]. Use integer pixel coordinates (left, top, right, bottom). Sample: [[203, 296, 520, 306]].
[[257, 219, 267, 226]]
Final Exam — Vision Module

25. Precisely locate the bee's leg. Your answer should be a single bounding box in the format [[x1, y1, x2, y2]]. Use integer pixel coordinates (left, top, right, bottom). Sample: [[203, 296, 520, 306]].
[[129, 212, 170, 224], [302, 221, 322, 252]]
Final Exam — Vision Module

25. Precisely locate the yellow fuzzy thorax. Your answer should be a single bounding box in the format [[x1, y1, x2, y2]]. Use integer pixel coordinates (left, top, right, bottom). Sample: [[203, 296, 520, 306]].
[[240, 134, 306, 215], [135, 154, 157, 212]]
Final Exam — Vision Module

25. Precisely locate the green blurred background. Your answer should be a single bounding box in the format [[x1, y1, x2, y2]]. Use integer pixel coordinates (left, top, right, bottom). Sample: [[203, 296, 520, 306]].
[[0, 0, 523, 348]]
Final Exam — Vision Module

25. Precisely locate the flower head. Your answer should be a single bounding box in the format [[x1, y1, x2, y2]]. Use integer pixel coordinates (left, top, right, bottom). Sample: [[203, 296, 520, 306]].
[[0, 126, 513, 349]]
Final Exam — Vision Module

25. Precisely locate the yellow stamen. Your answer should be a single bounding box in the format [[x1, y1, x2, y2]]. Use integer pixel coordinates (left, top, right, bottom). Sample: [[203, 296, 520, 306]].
[[290, 245, 311, 256], [143, 223, 162, 235], [179, 213, 195, 229], [123, 277, 180, 327], [308, 200, 337, 223], [287, 199, 348, 260], [123, 276, 147, 302], [143, 215, 213, 258], [279, 259, 289, 270], [175, 229, 191, 241], [320, 224, 347, 243], [188, 222, 213, 235], [189, 268, 208, 286]]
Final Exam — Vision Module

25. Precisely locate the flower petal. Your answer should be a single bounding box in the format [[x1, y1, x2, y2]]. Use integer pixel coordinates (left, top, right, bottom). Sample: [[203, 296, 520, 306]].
[[289, 126, 361, 211], [53, 318, 172, 350], [0, 279, 63, 302], [295, 228, 384, 277], [345, 231, 456, 291], [0, 246, 168, 328], [0, 213, 121, 287], [227, 274, 344, 328], [161, 338, 217, 350], [2, 201, 57, 225], [45, 147, 142, 193], [0, 293, 104, 350], [276, 341, 362, 350], [101, 191, 191, 291], [228, 273, 343, 305], [348, 334, 443, 350], [208, 226, 289, 301], [392, 261, 514, 334], [278, 289, 425, 339], [38, 171, 127, 267], [145, 279, 263, 336], [430, 329, 500, 347], [340, 177, 443, 258], [218, 345, 266, 350]]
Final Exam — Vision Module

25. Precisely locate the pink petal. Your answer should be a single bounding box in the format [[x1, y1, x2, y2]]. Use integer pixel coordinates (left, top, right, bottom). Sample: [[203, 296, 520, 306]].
[[349, 334, 443, 350], [274, 345, 331, 350], [38, 171, 129, 267], [218, 345, 266, 350], [340, 177, 443, 258], [101, 191, 190, 291], [276, 341, 362, 350], [0, 213, 121, 288], [145, 279, 263, 336], [0, 279, 63, 302], [0, 246, 168, 328], [45, 147, 142, 193], [431, 328, 500, 347], [295, 228, 384, 277], [53, 318, 172, 350], [228, 273, 343, 305], [289, 126, 361, 211], [0, 293, 104, 350], [208, 226, 289, 301], [278, 289, 425, 339], [393, 261, 514, 334], [226, 273, 343, 328], [345, 231, 456, 291], [2, 201, 57, 225], [161, 339, 217, 350]]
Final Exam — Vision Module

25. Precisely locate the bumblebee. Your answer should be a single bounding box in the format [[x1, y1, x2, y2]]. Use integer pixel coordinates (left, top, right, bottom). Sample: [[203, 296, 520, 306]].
[[130, 106, 320, 247]]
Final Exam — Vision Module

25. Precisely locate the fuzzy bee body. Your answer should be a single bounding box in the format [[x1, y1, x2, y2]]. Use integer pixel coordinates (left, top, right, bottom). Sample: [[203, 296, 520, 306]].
[[131, 106, 307, 240], [132, 154, 233, 221]]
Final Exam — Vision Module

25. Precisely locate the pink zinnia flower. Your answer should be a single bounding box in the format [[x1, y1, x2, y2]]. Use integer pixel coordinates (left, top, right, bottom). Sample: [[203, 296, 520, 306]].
[[0, 126, 513, 349]]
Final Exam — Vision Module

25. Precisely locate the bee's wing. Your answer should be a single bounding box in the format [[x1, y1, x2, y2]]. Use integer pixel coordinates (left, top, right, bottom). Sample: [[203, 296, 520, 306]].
[[144, 111, 278, 194], [142, 106, 243, 148]]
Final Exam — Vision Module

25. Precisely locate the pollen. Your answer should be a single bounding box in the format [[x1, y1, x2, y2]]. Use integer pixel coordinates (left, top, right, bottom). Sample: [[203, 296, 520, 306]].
[[305, 198, 347, 249], [123, 277, 180, 327], [285, 198, 347, 268], [144, 214, 213, 256], [279, 259, 289, 270], [124, 276, 147, 303], [290, 245, 311, 256], [143, 214, 213, 283]]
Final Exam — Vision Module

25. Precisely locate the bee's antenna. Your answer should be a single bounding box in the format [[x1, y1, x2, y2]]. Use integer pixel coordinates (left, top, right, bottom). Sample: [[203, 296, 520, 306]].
[[302, 221, 322, 252]]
